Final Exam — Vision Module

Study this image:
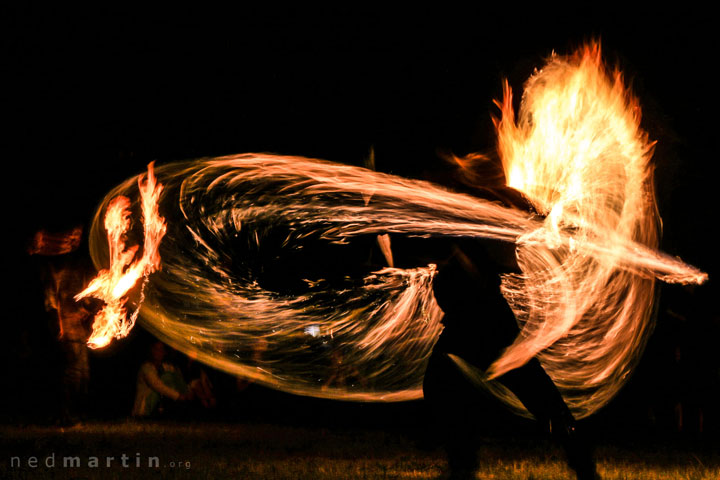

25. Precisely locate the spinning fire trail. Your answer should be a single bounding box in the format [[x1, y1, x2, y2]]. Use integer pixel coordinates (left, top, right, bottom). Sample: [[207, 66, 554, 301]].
[[80, 44, 707, 419]]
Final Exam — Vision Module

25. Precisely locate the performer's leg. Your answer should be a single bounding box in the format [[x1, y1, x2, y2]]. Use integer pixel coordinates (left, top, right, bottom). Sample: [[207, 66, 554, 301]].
[[498, 359, 600, 480], [424, 338, 481, 479]]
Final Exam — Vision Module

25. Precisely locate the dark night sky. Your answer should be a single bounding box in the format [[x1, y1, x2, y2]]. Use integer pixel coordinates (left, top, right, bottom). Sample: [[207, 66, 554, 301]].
[[3, 7, 718, 424], [5, 8, 716, 268]]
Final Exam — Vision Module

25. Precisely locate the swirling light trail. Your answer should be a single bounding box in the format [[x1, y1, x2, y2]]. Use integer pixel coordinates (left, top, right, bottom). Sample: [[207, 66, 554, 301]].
[[81, 44, 706, 418]]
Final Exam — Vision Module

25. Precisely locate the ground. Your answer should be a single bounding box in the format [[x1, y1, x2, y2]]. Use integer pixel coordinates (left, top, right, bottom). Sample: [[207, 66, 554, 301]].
[[1, 422, 718, 479]]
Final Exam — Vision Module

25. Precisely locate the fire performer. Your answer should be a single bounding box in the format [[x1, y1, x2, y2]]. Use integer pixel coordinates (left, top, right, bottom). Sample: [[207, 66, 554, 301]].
[[73, 45, 704, 480], [422, 179, 599, 480]]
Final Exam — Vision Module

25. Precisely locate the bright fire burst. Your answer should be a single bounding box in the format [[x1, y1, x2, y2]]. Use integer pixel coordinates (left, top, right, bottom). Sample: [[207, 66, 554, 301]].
[[481, 43, 705, 416], [76, 162, 166, 349], [80, 43, 706, 418]]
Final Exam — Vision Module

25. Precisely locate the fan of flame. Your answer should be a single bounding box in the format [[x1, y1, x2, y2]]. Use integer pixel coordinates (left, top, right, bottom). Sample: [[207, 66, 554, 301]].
[[79, 44, 706, 418]]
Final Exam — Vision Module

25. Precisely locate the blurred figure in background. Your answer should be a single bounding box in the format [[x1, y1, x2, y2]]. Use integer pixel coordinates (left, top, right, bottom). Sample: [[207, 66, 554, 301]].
[[28, 225, 97, 425], [132, 341, 191, 417], [185, 356, 217, 409]]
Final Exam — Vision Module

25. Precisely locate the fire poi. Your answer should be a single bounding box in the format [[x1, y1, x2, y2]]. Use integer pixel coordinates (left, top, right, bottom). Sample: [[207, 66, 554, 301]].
[[77, 43, 707, 420]]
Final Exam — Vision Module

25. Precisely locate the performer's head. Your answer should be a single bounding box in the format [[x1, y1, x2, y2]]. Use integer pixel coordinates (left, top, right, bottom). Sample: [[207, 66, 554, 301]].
[[444, 152, 538, 214]]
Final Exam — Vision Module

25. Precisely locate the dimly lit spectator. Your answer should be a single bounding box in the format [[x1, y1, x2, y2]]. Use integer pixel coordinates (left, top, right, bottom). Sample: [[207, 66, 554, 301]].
[[132, 341, 191, 417], [185, 357, 217, 409]]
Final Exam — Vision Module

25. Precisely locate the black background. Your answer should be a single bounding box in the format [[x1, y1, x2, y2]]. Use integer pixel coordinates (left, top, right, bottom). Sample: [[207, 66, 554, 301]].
[[3, 6, 718, 433]]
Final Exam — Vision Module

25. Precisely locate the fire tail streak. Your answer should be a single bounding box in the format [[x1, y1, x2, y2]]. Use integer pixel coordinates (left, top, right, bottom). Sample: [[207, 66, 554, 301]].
[[76, 163, 166, 349], [84, 44, 707, 418]]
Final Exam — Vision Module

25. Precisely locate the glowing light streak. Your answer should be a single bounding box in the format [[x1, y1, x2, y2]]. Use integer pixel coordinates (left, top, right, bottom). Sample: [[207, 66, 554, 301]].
[[83, 44, 706, 418], [76, 163, 166, 349]]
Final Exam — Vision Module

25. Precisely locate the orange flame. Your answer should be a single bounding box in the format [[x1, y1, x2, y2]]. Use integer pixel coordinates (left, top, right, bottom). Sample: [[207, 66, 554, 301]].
[[26, 226, 83, 255], [483, 43, 689, 416], [75, 163, 166, 349]]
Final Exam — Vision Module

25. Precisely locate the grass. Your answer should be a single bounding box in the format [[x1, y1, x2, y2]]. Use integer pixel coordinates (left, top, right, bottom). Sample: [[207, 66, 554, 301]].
[[1, 421, 718, 479]]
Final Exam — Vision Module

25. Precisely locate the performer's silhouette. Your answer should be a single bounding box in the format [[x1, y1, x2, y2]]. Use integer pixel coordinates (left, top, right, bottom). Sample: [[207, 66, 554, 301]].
[[422, 186, 600, 480]]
